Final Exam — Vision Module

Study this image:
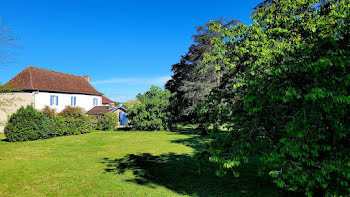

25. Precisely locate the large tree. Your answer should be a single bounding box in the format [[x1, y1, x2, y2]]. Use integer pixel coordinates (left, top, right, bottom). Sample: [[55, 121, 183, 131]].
[[165, 18, 238, 126], [203, 0, 350, 196]]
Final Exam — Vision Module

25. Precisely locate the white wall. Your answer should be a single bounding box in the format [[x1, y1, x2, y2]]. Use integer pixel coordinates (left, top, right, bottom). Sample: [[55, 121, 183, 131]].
[[34, 92, 102, 113]]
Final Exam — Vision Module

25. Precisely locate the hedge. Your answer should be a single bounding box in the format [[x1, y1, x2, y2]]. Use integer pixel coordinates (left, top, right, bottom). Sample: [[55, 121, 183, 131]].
[[5, 106, 98, 142], [5, 105, 56, 142]]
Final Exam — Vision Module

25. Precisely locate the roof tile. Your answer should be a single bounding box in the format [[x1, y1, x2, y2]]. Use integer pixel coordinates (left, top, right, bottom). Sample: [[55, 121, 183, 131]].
[[86, 106, 114, 115], [102, 95, 114, 104], [4, 66, 102, 95]]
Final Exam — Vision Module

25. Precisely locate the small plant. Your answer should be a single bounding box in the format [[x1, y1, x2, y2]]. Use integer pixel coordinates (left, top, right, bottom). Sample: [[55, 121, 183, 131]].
[[4, 105, 56, 142]]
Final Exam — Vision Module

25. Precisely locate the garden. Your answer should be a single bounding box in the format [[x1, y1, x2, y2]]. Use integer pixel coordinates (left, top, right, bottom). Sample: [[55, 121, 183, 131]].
[[1, 1, 350, 196]]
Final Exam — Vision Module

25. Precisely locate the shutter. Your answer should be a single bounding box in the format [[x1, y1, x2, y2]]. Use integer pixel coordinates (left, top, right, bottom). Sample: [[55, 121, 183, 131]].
[[74, 97, 76, 106], [56, 96, 58, 106], [50, 95, 53, 106]]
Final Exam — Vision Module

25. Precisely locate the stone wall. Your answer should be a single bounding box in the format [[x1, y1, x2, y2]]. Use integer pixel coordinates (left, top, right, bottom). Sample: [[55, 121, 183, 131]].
[[0, 93, 34, 132]]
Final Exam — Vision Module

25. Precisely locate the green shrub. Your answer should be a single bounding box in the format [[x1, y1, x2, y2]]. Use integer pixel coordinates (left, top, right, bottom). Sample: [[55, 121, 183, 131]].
[[5, 106, 96, 142], [63, 116, 97, 134], [128, 86, 171, 131], [54, 115, 69, 136], [4, 105, 56, 142], [97, 113, 119, 131], [42, 106, 57, 118], [58, 106, 84, 119], [85, 115, 98, 131], [65, 118, 83, 135]]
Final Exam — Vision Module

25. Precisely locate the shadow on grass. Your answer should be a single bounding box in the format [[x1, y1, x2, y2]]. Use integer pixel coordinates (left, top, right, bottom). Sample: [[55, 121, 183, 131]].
[[171, 134, 211, 152], [102, 152, 302, 197], [102, 126, 303, 196], [116, 127, 133, 131], [170, 127, 204, 135], [1, 138, 8, 142]]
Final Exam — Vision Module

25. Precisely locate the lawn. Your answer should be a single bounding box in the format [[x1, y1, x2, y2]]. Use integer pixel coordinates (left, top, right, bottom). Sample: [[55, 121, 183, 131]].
[[0, 130, 300, 197]]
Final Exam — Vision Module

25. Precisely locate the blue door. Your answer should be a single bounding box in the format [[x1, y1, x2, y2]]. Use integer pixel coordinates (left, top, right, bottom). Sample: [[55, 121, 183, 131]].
[[121, 113, 127, 125]]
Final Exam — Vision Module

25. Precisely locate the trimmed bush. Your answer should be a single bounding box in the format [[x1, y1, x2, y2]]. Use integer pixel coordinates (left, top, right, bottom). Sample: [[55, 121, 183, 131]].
[[85, 115, 98, 131], [61, 115, 97, 135], [5, 106, 97, 142], [54, 115, 69, 136], [65, 117, 85, 135], [97, 113, 119, 131], [53, 115, 97, 136], [4, 105, 56, 142]]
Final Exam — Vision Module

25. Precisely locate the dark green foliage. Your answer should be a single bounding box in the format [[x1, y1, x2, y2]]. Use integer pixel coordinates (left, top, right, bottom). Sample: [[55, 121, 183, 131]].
[[191, 0, 350, 196], [165, 18, 238, 127], [97, 113, 119, 131], [4, 105, 56, 142], [128, 86, 171, 131], [58, 106, 84, 119]]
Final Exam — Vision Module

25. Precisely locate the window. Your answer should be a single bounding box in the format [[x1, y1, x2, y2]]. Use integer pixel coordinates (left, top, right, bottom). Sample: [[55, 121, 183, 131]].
[[50, 95, 58, 106], [93, 98, 98, 106], [71, 96, 77, 106]]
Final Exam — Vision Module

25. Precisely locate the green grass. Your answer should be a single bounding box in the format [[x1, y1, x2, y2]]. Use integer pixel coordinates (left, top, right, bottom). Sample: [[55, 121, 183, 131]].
[[0, 131, 300, 197]]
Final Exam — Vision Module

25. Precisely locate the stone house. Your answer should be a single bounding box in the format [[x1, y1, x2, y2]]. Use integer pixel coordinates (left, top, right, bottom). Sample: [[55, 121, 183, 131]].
[[0, 66, 104, 132]]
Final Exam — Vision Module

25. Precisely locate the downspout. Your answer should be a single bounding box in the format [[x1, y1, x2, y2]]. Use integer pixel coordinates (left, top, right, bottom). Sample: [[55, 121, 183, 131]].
[[33, 90, 39, 109]]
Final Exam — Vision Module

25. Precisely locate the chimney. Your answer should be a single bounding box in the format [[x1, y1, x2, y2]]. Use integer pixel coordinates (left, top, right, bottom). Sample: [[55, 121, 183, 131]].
[[83, 76, 90, 83]]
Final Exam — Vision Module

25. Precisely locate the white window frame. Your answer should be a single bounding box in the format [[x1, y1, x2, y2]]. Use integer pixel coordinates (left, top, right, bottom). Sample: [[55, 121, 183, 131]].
[[50, 95, 58, 106], [93, 98, 98, 106]]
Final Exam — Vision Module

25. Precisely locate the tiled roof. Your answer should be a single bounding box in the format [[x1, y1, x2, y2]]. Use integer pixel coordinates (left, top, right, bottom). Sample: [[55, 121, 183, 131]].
[[4, 66, 102, 95], [102, 95, 114, 104], [86, 106, 114, 115]]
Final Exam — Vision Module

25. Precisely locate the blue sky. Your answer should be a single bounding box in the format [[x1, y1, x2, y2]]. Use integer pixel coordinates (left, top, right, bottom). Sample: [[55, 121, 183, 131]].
[[0, 0, 261, 102]]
